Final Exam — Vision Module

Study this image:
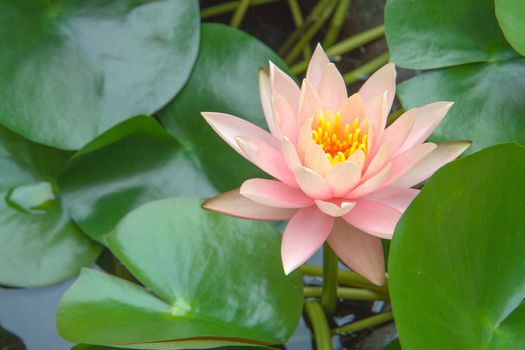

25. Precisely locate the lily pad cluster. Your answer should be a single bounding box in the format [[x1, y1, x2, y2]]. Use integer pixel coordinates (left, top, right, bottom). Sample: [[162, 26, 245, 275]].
[[385, 0, 525, 154]]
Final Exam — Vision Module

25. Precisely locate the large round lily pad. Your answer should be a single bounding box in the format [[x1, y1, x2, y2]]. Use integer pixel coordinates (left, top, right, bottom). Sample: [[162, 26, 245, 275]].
[[495, 0, 525, 56], [158, 23, 289, 192], [58, 116, 216, 243], [390, 143, 525, 349], [0, 0, 199, 150], [57, 198, 303, 347], [0, 126, 100, 287]]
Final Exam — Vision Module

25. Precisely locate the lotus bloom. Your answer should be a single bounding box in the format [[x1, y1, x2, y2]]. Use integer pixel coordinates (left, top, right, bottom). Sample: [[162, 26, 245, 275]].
[[202, 45, 469, 285]]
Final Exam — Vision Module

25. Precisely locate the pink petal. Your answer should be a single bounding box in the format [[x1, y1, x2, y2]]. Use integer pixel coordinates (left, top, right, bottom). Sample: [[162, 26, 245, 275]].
[[393, 141, 471, 187], [202, 112, 280, 155], [380, 108, 416, 155], [306, 44, 330, 90], [203, 189, 296, 221], [318, 63, 348, 112], [328, 219, 386, 285], [338, 94, 366, 126], [270, 62, 301, 113], [326, 161, 362, 197], [236, 136, 297, 187], [397, 102, 453, 155], [315, 200, 355, 217], [387, 143, 437, 185], [347, 150, 366, 169], [281, 207, 334, 274], [281, 136, 302, 172], [298, 79, 322, 127], [298, 117, 314, 160], [258, 69, 280, 137], [346, 163, 392, 199], [304, 142, 331, 177], [273, 92, 299, 144], [366, 91, 389, 151], [365, 186, 419, 212], [343, 198, 402, 239], [358, 63, 396, 116], [240, 178, 313, 208], [363, 141, 392, 181], [295, 166, 333, 200]]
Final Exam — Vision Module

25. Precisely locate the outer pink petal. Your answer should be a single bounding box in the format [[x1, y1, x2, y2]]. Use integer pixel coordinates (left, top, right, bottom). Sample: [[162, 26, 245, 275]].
[[328, 219, 386, 285], [326, 161, 362, 197], [397, 102, 453, 155], [343, 198, 402, 239], [270, 62, 301, 113], [387, 143, 437, 185], [202, 112, 280, 155], [366, 91, 389, 151], [338, 93, 366, 126], [365, 186, 419, 212], [363, 141, 392, 181], [282, 207, 334, 274], [203, 189, 296, 220], [258, 69, 280, 137], [236, 136, 298, 187], [318, 63, 348, 112], [273, 92, 299, 144], [295, 166, 333, 200], [281, 136, 302, 172], [393, 141, 471, 187], [380, 108, 416, 155], [304, 142, 331, 177], [306, 44, 330, 90], [315, 200, 355, 217], [298, 117, 314, 160], [298, 79, 322, 127], [358, 63, 396, 116], [347, 150, 366, 169], [346, 163, 392, 199], [240, 178, 313, 208]]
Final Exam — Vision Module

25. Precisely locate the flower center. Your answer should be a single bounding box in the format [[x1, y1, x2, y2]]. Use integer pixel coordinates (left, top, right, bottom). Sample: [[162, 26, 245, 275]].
[[312, 110, 368, 165]]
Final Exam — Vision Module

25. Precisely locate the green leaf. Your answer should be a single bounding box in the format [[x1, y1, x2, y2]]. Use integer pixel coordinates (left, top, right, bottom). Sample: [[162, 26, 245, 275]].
[[495, 0, 525, 56], [0, 126, 100, 287], [158, 23, 290, 192], [0, 0, 199, 150], [389, 143, 525, 349], [397, 59, 525, 154], [385, 0, 516, 69], [57, 198, 303, 347], [383, 339, 401, 350], [58, 116, 216, 243], [71, 345, 275, 350]]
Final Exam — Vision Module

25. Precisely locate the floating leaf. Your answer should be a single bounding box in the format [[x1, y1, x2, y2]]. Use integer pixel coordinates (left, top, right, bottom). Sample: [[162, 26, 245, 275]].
[[390, 143, 525, 349], [495, 0, 525, 56], [58, 198, 303, 347]]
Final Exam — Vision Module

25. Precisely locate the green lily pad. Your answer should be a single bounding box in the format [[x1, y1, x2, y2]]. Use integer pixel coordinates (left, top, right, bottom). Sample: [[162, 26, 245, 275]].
[[71, 345, 275, 350], [58, 116, 216, 243], [383, 339, 401, 350], [0, 0, 199, 150], [389, 143, 525, 349], [158, 23, 289, 192], [397, 59, 525, 154], [0, 126, 100, 287], [495, 0, 525, 56], [57, 198, 303, 347], [385, 0, 516, 69]]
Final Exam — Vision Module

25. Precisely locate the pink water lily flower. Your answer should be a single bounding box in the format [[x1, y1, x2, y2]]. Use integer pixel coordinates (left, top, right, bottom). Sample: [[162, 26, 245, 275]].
[[202, 45, 469, 285]]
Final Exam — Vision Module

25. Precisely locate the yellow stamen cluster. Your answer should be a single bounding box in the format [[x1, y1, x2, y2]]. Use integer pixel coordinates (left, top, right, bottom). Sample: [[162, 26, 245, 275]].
[[312, 111, 368, 165]]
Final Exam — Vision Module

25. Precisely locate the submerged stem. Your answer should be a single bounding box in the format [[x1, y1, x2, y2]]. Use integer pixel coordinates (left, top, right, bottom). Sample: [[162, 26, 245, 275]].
[[343, 52, 390, 84], [332, 312, 394, 335], [321, 244, 338, 316], [201, 0, 277, 19], [305, 301, 333, 350], [305, 286, 389, 301], [287, 0, 312, 59], [230, 0, 252, 27], [323, 0, 352, 47]]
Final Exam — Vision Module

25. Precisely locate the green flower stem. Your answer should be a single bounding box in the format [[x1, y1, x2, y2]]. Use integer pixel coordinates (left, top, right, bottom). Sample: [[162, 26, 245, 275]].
[[321, 244, 338, 315], [201, 0, 277, 19], [332, 312, 394, 335], [305, 301, 333, 350], [323, 0, 352, 47], [343, 52, 390, 84], [230, 0, 252, 28], [301, 264, 389, 293], [285, 0, 339, 64], [287, 0, 312, 59], [290, 24, 385, 75], [304, 286, 389, 301], [279, 0, 333, 56]]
